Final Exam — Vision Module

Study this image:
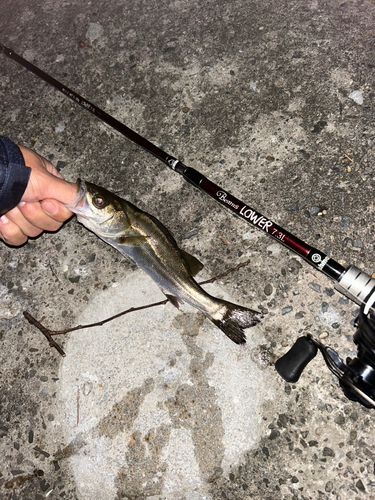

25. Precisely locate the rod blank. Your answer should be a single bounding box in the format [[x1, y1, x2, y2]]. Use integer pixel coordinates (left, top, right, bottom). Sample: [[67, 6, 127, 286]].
[[1, 42, 345, 282]]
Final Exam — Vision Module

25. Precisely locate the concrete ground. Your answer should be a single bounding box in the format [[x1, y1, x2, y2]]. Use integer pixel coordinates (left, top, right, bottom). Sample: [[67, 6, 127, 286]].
[[1, 0, 375, 498]]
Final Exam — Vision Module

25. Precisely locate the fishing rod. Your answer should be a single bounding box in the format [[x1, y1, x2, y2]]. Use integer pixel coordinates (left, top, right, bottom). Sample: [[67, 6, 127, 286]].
[[2, 42, 375, 408]]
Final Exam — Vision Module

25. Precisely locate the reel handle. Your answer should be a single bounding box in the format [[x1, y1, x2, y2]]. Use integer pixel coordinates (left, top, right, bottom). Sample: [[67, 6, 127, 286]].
[[275, 336, 318, 383]]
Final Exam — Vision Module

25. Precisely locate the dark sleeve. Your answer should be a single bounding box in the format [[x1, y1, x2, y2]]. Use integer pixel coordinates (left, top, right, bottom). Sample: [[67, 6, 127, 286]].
[[0, 136, 31, 216]]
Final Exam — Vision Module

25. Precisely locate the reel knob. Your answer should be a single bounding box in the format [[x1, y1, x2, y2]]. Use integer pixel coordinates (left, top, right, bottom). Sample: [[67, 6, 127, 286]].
[[275, 336, 318, 383]]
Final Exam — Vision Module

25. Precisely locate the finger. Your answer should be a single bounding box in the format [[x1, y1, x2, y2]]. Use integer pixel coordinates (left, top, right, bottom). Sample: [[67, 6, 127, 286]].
[[24, 171, 77, 205], [18, 145, 77, 204], [5, 206, 43, 238], [18, 202, 64, 232], [41, 199, 75, 223], [18, 145, 62, 178], [0, 215, 28, 246], [43, 177, 78, 205]]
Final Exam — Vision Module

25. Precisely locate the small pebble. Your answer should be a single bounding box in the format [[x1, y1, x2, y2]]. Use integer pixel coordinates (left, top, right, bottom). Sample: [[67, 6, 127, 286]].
[[309, 283, 321, 293], [264, 284, 273, 296], [269, 429, 280, 440], [11, 470, 25, 476], [340, 216, 350, 227], [334, 413, 345, 425], [55, 122, 65, 133], [311, 121, 327, 133], [323, 447, 335, 457], [342, 237, 352, 248], [319, 332, 328, 339], [348, 90, 363, 105], [325, 481, 333, 492], [310, 206, 321, 216], [356, 479, 366, 492], [349, 430, 357, 440], [182, 228, 199, 239], [56, 161, 66, 172], [282, 305, 293, 315], [82, 381, 93, 396]]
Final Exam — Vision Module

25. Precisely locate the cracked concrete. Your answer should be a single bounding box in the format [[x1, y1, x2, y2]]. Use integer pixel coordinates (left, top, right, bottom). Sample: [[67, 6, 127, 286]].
[[1, 0, 375, 499]]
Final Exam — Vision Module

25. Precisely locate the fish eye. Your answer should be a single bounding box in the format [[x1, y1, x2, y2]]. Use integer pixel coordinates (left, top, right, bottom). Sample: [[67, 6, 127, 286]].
[[93, 195, 107, 209]]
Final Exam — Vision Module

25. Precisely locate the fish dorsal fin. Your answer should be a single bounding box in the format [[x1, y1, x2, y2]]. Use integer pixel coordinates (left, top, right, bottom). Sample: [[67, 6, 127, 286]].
[[164, 293, 180, 309], [179, 249, 204, 277]]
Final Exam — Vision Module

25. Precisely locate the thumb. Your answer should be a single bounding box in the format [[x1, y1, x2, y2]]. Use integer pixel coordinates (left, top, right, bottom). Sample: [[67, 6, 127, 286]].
[[41, 199, 75, 222], [40, 175, 78, 205]]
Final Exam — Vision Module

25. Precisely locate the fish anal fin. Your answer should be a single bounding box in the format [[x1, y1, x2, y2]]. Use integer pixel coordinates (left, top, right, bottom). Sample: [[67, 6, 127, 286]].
[[164, 293, 180, 309], [117, 235, 148, 246], [179, 249, 204, 277]]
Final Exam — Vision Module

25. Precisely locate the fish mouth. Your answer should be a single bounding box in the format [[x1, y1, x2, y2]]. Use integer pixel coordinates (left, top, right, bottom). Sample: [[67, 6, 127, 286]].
[[65, 178, 117, 235], [65, 178, 89, 215]]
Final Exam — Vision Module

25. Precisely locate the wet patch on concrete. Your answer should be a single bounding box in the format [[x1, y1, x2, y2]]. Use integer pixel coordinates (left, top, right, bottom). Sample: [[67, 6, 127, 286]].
[[167, 313, 225, 484], [114, 424, 171, 499], [55, 378, 155, 460], [54, 271, 278, 499]]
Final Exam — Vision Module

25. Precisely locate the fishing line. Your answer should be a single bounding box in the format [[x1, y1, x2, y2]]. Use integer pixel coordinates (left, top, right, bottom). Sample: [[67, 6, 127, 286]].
[[2, 42, 375, 407]]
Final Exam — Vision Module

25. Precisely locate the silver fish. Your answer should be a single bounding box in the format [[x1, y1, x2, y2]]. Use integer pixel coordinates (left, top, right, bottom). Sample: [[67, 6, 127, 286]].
[[66, 180, 262, 344]]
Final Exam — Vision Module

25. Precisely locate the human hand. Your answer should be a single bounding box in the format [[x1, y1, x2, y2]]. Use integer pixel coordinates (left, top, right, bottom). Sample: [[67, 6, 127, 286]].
[[0, 145, 77, 246]]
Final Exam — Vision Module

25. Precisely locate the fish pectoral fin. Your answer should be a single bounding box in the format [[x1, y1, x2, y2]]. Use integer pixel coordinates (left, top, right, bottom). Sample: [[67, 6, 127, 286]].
[[179, 249, 204, 277], [117, 235, 148, 246], [164, 293, 181, 309]]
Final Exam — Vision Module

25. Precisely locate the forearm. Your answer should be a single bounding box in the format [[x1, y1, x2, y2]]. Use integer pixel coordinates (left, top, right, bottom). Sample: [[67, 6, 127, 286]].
[[0, 135, 31, 216]]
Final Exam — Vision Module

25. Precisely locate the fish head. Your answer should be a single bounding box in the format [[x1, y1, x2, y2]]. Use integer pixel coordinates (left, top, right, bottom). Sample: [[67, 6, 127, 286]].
[[66, 179, 130, 238]]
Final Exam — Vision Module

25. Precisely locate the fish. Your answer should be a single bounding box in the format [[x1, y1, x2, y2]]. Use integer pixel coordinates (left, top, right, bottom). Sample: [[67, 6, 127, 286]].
[[66, 179, 263, 344]]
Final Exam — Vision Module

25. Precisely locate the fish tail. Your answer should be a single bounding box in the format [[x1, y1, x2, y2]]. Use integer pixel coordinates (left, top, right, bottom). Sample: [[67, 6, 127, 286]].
[[209, 300, 263, 344]]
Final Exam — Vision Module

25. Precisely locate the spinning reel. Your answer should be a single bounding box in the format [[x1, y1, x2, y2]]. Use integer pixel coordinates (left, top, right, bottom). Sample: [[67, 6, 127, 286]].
[[276, 269, 375, 409]]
